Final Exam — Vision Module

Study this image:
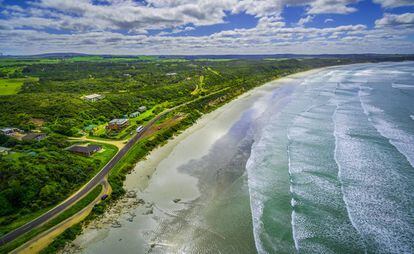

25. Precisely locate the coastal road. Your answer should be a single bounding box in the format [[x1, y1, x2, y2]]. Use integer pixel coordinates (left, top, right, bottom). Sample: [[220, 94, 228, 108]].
[[0, 111, 167, 246], [0, 87, 230, 246]]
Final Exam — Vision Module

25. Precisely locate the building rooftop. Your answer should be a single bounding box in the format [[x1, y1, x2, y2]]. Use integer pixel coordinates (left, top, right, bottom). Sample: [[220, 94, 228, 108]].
[[1, 128, 23, 135], [84, 94, 103, 99], [109, 118, 129, 125], [130, 111, 140, 117], [22, 133, 46, 141], [67, 145, 101, 154]]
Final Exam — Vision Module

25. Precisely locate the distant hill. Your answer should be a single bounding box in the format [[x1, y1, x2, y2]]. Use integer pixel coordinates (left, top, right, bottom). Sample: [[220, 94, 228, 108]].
[[2, 53, 414, 60]]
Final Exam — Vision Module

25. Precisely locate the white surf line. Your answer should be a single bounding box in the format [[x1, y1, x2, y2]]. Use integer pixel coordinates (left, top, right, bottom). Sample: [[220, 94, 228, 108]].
[[245, 146, 267, 254], [286, 131, 299, 252], [148, 242, 176, 247], [284, 81, 346, 253], [358, 85, 414, 169], [331, 85, 368, 254], [282, 77, 334, 252], [391, 83, 414, 89]]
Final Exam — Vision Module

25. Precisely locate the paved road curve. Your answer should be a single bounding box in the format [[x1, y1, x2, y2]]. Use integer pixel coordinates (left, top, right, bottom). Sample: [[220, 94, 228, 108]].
[[0, 112, 166, 246]]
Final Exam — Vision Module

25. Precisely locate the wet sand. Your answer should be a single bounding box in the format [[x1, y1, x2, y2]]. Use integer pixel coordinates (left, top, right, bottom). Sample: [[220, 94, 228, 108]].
[[66, 69, 322, 254]]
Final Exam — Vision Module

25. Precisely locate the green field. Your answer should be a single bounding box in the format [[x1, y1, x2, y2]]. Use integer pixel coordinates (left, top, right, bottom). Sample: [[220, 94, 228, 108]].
[[0, 77, 38, 95]]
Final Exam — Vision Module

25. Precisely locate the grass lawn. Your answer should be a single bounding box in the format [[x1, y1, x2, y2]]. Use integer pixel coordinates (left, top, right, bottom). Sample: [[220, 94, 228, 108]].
[[0, 77, 38, 95], [66, 141, 118, 171], [90, 143, 118, 168]]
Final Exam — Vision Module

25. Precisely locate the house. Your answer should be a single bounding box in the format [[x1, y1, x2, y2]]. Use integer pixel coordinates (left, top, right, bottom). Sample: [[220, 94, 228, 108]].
[[0, 147, 11, 155], [107, 118, 129, 131], [1, 128, 14, 136], [0, 128, 23, 137], [68, 145, 101, 157], [130, 111, 140, 118], [22, 133, 47, 141], [138, 106, 147, 112], [83, 94, 104, 102]]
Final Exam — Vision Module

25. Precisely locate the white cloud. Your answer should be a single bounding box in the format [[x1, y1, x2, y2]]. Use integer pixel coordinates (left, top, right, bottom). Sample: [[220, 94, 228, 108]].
[[376, 13, 414, 27], [307, 0, 358, 14], [0, 0, 413, 55], [298, 15, 314, 26], [373, 0, 414, 8], [324, 18, 334, 23], [1, 0, 367, 34]]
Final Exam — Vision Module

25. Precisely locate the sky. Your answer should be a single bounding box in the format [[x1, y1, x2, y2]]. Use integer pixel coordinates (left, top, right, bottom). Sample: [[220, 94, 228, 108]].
[[0, 0, 414, 55]]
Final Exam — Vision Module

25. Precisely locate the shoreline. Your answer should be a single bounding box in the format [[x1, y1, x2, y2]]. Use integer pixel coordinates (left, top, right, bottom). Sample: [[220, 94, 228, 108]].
[[125, 67, 326, 199], [64, 67, 325, 253]]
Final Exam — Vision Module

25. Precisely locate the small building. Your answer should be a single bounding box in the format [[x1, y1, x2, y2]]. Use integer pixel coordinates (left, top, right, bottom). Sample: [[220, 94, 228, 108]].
[[68, 145, 101, 157], [1, 128, 14, 136], [138, 106, 147, 112], [166, 72, 177, 76], [0, 128, 23, 137], [83, 94, 104, 102], [0, 147, 11, 155], [107, 118, 129, 131], [130, 111, 140, 118], [22, 133, 47, 141]]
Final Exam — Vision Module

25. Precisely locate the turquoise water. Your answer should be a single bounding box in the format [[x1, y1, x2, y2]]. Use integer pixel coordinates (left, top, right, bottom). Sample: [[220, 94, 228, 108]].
[[247, 62, 414, 253]]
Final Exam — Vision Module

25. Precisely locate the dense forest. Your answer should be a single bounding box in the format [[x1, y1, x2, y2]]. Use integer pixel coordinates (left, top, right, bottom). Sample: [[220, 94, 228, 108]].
[[1, 55, 413, 238]]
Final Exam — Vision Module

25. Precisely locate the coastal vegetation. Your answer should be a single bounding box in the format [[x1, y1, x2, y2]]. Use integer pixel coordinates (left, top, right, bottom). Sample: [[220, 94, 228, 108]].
[[0, 134, 117, 237], [0, 185, 102, 254], [1, 54, 413, 252]]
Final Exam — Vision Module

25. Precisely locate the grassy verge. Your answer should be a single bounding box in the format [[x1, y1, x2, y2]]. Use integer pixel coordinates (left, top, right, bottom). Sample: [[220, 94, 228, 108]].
[[0, 206, 53, 238], [0, 185, 102, 254]]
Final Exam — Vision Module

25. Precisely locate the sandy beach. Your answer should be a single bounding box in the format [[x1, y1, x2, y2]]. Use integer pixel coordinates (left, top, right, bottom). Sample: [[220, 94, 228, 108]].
[[65, 69, 323, 254]]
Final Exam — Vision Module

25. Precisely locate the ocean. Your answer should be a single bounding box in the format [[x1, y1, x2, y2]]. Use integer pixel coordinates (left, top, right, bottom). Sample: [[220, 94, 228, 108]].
[[74, 62, 414, 254], [248, 62, 414, 253]]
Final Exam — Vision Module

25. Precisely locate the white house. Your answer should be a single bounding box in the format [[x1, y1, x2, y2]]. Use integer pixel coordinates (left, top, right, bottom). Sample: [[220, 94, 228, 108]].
[[84, 94, 104, 102], [130, 111, 140, 118]]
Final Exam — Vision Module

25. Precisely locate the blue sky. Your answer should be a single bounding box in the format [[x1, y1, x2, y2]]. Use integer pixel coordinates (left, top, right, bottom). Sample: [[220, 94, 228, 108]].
[[0, 0, 413, 55]]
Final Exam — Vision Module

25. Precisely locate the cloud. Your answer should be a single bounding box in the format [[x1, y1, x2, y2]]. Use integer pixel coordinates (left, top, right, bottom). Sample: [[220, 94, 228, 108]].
[[1, 23, 413, 55], [298, 15, 314, 26], [373, 0, 414, 8], [325, 18, 334, 23], [307, 0, 359, 14], [375, 13, 414, 27], [0, 0, 413, 55], [22, 0, 235, 33], [1, 0, 367, 34]]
